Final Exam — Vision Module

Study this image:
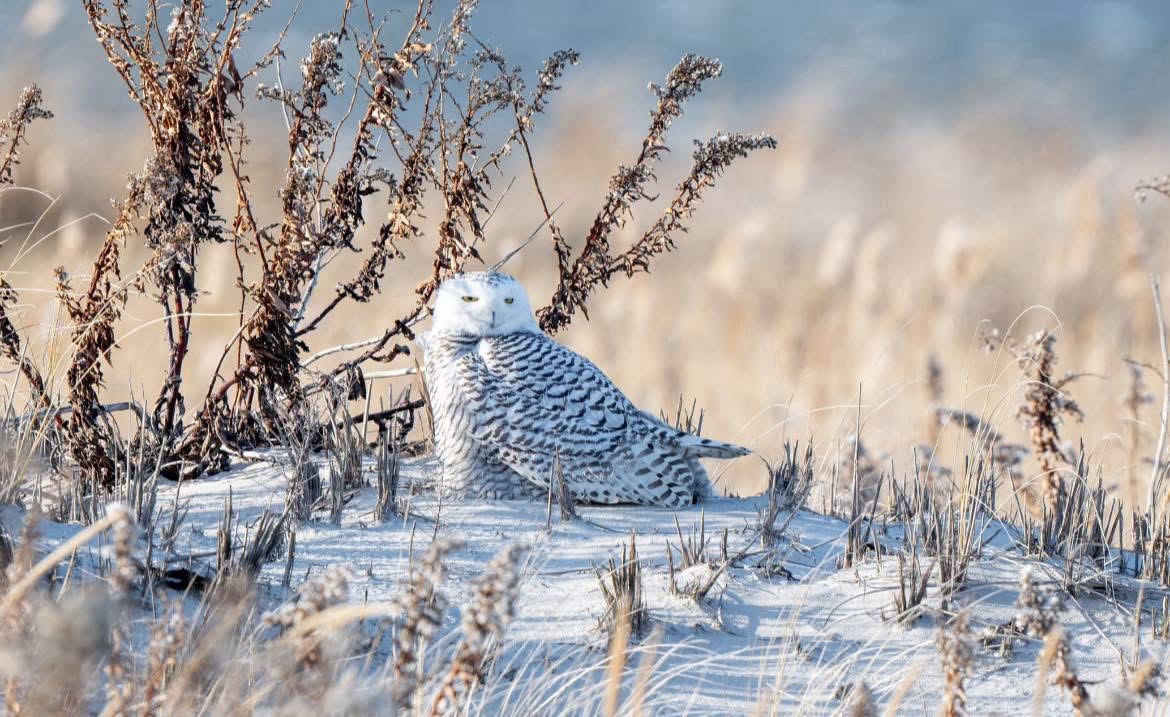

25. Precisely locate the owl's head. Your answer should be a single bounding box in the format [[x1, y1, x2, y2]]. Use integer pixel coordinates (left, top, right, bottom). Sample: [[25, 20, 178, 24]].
[[431, 271, 540, 337]]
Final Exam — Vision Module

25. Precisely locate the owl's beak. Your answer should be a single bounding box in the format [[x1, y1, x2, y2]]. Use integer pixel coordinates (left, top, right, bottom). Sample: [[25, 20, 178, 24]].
[[490, 309, 497, 328]]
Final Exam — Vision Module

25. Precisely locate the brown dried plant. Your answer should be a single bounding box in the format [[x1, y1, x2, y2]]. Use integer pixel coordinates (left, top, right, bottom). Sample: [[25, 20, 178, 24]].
[[53, 220, 131, 487], [1012, 568, 1089, 713], [179, 0, 639, 463], [837, 433, 885, 518], [0, 86, 52, 409], [538, 54, 776, 333], [756, 442, 815, 577], [56, 0, 551, 484], [0, 85, 52, 186], [890, 549, 932, 625], [1037, 626, 1090, 715], [86, 0, 260, 442], [983, 330, 1085, 512], [1014, 333, 1085, 502], [666, 509, 732, 600], [141, 602, 185, 709]]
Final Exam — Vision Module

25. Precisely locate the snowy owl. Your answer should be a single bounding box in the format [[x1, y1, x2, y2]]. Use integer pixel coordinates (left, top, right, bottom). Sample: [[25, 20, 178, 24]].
[[421, 270, 750, 508]]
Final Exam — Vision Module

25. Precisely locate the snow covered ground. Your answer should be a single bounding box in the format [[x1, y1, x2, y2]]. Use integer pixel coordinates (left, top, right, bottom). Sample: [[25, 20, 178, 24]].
[[146, 455, 1160, 714], [2, 453, 1163, 714]]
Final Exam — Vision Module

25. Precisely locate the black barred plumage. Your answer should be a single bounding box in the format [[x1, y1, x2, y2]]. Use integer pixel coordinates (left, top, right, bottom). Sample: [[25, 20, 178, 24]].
[[422, 271, 750, 507]]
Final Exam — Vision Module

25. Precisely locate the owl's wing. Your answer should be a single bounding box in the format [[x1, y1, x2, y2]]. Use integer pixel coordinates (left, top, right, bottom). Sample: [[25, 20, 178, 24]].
[[456, 335, 667, 487], [454, 333, 736, 506]]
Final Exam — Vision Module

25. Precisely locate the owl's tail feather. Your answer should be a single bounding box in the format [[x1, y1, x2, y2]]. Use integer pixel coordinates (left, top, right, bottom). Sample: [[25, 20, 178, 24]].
[[677, 433, 752, 460], [685, 457, 713, 502]]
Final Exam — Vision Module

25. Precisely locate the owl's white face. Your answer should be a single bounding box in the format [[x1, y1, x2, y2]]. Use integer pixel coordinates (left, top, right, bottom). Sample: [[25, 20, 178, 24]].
[[431, 271, 540, 337]]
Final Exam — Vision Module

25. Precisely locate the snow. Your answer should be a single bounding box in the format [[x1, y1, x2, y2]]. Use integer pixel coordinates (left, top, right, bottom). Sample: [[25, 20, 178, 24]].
[[2, 454, 1162, 714]]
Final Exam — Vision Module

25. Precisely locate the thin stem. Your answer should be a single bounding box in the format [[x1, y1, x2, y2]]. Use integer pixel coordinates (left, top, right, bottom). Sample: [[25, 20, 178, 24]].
[[1148, 275, 1170, 524]]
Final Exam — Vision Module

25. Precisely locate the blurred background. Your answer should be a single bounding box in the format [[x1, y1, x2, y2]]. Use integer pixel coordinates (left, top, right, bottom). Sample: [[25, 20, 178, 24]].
[[3, 0, 1170, 498]]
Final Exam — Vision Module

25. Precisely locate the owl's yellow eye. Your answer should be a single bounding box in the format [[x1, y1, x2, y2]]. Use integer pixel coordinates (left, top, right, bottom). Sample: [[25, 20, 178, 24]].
[[462, 296, 478, 303], [504, 297, 514, 305]]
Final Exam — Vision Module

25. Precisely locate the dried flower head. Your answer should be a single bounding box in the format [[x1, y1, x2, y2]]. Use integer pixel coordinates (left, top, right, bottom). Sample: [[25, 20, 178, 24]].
[[429, 544, 527, 715]]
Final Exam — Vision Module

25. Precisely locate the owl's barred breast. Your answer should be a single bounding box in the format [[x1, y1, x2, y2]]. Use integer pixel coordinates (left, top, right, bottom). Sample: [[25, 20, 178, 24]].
[[424, 332, 545, 499]]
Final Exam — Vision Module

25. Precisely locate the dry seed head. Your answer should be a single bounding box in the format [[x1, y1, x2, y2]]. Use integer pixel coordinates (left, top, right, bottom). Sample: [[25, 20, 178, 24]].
[[1136, 174, 1170, 202], [0, 84, 53, 185], [843, 679, 877, 717], [5, 507, 41, 590], [983, 329, 1085, 509], [264, 564, 353, 630], [144, 602, 185, 707], [429, 544, 527, 716], [936, 612, 973, 717], [102, 506, 138, 598], [264, 564, 353, 672], [459, 544, 525, 653], [394, 537, 464, 707], [1126, 660, 1161, 698], [1014, 568, 1063, 636], [539, 53, 774, 333], [8, 588, 116, 714]]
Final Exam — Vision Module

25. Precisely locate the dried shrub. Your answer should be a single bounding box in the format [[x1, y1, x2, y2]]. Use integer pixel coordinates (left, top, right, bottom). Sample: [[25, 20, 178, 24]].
[[836, 433, 885, 569], [376, 427, 402, 521], [662, 395, 704, 435], [539, 54, 776, 333], [984, 330, 1084, 511], [210, 490, 285, 593], [755, 443, 814, 577], [835, 433, 885, 519], [53, 189, 136, 486], [762, 441, 816, 519]]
